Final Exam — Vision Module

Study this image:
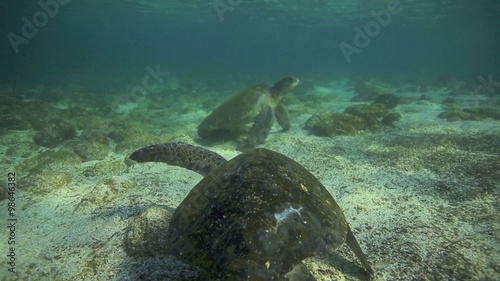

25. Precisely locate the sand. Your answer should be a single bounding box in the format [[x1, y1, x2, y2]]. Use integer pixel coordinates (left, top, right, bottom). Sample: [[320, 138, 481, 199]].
[[0, 79, 498, 280]]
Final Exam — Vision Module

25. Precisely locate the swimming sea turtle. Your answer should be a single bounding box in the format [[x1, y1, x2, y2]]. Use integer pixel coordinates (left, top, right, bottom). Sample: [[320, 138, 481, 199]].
[[129, 142, 374, 280], [197, 77, 299, 151]]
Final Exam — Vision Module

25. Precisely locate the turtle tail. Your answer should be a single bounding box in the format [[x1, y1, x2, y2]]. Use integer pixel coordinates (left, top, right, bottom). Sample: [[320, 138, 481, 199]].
[[129, 142, 227, 176]]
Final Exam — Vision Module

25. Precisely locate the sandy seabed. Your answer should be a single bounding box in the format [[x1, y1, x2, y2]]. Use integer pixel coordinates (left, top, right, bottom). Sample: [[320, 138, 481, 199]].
[[0, 78, 499, 281]]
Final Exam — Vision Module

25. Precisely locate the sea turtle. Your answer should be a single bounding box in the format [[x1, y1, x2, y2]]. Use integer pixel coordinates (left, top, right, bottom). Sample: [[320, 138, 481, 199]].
[[129, 142, 374, 280], [197, 77, 299, 151]]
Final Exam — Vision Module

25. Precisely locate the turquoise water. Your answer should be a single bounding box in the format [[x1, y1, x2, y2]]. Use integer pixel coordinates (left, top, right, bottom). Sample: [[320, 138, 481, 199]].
[[2, 0, 500, 90], [1, 1, 499, 280]]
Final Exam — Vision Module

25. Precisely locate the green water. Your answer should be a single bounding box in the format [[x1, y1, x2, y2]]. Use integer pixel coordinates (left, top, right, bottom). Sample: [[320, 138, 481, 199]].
[[2, 0, 499, 92]]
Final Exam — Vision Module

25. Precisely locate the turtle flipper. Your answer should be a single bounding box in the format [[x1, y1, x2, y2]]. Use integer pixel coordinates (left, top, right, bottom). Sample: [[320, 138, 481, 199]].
[[345, 225, 374, 278], [129, 142, 227, 176], [284, 263, 316, 281], [238, 103, 275, 151], [275, 102, 291, 131]]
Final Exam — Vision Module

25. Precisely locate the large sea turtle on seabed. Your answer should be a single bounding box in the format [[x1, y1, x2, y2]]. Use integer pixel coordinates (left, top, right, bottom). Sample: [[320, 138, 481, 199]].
[[129, 142, 374, 280], [197, 77, 299, 151]]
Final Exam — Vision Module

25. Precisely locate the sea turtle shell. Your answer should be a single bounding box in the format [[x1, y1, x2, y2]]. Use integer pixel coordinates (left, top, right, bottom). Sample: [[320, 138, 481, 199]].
[[129, 142, 373, 280]]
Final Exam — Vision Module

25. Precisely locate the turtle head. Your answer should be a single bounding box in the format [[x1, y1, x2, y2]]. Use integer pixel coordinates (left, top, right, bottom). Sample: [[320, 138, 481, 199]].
[[271, 77, 299, 99]]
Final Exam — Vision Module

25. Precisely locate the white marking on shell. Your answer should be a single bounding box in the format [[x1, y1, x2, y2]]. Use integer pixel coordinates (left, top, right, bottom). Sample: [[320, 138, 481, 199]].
[[274, 206, 303, 222]]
